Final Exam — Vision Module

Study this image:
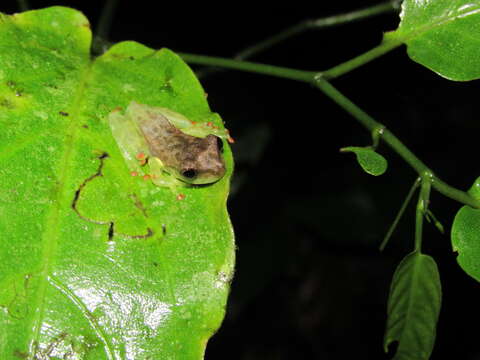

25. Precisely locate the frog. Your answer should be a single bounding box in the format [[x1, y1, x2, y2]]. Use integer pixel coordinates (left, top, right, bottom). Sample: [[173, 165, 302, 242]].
[[108, 101, 232, 188]]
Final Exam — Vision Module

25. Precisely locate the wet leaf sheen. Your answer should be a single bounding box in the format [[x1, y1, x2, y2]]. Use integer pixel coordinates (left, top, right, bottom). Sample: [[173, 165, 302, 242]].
[[0, 7, 235, 359]]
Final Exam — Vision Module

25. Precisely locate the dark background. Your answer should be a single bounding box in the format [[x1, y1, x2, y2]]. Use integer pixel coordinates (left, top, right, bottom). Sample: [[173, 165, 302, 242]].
[[4, 1, 480, 359]]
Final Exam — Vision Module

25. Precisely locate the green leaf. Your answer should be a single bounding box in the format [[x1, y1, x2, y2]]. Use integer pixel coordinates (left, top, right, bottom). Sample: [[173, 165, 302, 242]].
[[384, 251, 442, 360], [0, 7, 235, 359], [451, 206, 480, 281], [387, 0, 480, 81], [451, 176, 480, 281], [341, 146, 387, 176]]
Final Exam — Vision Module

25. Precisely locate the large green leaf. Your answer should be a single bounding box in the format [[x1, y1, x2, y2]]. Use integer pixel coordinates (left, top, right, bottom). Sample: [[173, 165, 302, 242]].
[[451, 177, 480, 281], [384, 251, 441, 360], [0, 7, 235, 359], [451, 206, 480, 281], [387, 0, 480, 81]]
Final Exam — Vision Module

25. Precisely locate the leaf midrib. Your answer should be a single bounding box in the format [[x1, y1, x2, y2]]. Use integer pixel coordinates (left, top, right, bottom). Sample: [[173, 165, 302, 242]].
[[27, 61, 110, 359]]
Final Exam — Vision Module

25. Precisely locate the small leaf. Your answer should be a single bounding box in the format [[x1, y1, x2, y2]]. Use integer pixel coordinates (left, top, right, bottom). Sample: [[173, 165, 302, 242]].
[[451, 206, 480, 281], [341, 147, 387, 176], [387, 0, 480, 81], [384, 251, 442, 360]]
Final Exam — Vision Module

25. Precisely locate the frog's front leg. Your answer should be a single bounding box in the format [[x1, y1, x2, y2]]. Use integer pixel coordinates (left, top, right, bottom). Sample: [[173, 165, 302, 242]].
[[148, 157, 184, 191]]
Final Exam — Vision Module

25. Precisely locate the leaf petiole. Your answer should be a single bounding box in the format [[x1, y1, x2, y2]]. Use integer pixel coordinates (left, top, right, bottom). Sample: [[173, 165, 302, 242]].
[[425, 209, 445, 234], [415, 173, 433, 252]]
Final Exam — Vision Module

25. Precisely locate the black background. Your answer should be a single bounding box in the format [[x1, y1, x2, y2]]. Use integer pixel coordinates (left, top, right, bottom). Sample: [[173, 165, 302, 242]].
[[4, 1, 480, 359]]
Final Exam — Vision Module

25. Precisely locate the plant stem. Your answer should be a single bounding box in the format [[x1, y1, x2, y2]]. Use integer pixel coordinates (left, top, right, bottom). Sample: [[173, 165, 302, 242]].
[[92, 0, 118, 55], [181, 48, 480, 210], [380, 178, 421, 251], [415, 176, 432, 252], [235, 1, 397, 61], [182, 39, 402, 83], [322, 40, 403, 79], [232, 22, 309, 61], [95, 0, 118, 40], [315, 77, 480, 209], [179, 53, 315, 82], [195, 1, 397, 79]]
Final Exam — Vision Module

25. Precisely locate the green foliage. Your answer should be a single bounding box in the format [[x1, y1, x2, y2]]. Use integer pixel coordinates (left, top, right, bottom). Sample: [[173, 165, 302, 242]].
[[451, 177, 480, 281], [0, 6, 234, 359], [387, 0, 480, 81], [340, 146, 387, 176], [2, 1, 480, 359], [451, 206, 480, 281], [384, 251, 442, 360]]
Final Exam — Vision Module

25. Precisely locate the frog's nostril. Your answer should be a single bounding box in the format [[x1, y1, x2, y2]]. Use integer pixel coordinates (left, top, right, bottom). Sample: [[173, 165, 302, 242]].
[[182, 168, 197, 179]]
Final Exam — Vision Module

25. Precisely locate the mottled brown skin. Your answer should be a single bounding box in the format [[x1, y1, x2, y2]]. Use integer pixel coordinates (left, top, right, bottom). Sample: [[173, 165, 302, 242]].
[[137, 110, 226, 184]]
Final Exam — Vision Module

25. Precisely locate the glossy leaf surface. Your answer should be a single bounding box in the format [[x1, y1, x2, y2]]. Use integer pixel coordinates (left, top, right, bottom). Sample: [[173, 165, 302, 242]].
[[451, 206, 480, 281], [341, 147, 387, 176], [387, 0, 480, 81], [384, 251, 441, 360], [451, 176, 480, 281], [0, 7, 235, 359]]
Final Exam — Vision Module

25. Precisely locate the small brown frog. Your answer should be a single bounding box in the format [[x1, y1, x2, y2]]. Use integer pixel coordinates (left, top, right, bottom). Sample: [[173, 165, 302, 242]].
[[108, 101, 230, 187]]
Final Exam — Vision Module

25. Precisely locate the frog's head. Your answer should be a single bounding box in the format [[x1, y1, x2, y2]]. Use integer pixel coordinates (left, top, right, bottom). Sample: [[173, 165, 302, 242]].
[[169, 135, 226, 185]]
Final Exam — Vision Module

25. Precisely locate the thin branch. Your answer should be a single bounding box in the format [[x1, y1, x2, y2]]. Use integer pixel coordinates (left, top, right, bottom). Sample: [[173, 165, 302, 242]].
[[180, 53, 315, 82], [181, 42, 480, 211], [197, 1, 397, 79], [95, 0, 118, 41], [92, 0, 118, 55], [380, 178, 421, 252], [238, 2, 396, 60], [415, 175, 432, 252], [322, 39, 403, 79], [314, 77, 480, 209]]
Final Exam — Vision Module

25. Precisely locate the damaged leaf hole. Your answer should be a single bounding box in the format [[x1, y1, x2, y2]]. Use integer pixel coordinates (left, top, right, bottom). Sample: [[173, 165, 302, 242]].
[[71, 152, 153, 241]]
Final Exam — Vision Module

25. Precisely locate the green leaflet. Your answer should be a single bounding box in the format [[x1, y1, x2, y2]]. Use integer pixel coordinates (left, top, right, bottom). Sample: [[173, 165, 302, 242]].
[[341, 147, 387, 176], [451, 176, 480, 281], [451, 206, 480, 281], [0, 7, 235, 359], [384, 251, 441, 360], [386, 0, 480, 81]]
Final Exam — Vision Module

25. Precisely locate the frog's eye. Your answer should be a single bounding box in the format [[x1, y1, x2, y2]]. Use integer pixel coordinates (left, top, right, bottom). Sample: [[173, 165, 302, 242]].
[[216, 137, 224, 153], [181, 168, 197, 180]]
